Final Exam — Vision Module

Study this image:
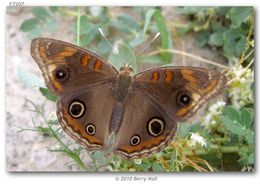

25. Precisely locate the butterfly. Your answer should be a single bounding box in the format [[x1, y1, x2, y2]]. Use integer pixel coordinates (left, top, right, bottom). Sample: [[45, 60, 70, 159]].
[[31, 38, 226, 159]]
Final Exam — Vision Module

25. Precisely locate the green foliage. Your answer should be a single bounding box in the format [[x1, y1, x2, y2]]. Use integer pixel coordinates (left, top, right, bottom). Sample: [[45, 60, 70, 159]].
[[153, 9, 173, 63], [223, 28, 247, 60], [108, 42, 136, 71], [16, 100, 89, 171], [17, 6, 254, 172], [20, 7, 59, 38], [175, 7, 255, 170], [221, 106, 254, 145], [31, 7, 50, 20], [20, 18, 39, 32], [177, 7, 254, 61], [228, 7, 253, 27], [39, 87, 57, 102], [21, 7, 173, 68]]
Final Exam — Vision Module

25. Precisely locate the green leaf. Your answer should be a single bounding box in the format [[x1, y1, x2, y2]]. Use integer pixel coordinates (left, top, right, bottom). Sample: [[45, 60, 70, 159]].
[[17, 68, 46, 88], [223, 106, 239, 121], [111, 14, 140, 33], [153, 9, 173, 63], [72, 15, 90, 35], [129, 34, 146, 47], [223, 28, 245, 59], [244, 130, 254, 144], [46, 19, 58, 32], [190, 122, 202, 132], [79, 25, 99, 46], [220, 115, 245, 136], [195, 30, 210, 47], [228, 7, 253, 27], [108, 42, 135, 71], [221, 114, 254, 144], [32, 7, 50, 20], [240, 22, 251, 33], [137, 55, 164, 65], [143, 8, 156, 35], [210, 20, 226, 33], [39, 87, 57, 102], [49, 6, 59, 12], [177, 22, 194, 35], [97, 40, 111, 54], [20, 18, 39, 32], [240, 108, 253, 128], [80, 33, 96, 46], [136, 161, 151, 171], [152, 162, 165, 172], [177, 7, 209, 15], [79, 15, 89, 34], [176, 123, 191, 138], [235, 36, 246, 56], [27, 27, 42, 39], [118, 14, 140, 31], [209, 32, 224, 47], [217, 7, 231, 16], [170, 150, 177, 165], [248, 153, 254, 164]]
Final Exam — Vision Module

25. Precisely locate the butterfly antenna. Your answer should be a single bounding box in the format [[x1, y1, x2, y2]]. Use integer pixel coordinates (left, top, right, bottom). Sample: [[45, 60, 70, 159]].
[[128, 32, 160, 67], [98, 28, 126, 65]]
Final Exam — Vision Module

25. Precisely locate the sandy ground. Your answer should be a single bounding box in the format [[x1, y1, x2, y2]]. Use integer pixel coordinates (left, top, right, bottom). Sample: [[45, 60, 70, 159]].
[[5, 7, 226, 171]]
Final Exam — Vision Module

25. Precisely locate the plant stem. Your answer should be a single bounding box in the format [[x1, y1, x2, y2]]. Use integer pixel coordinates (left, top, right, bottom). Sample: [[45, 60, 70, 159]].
[[147, 49, 229, 69], [77, 7, 81, 46], [183, 145, 239, 156]]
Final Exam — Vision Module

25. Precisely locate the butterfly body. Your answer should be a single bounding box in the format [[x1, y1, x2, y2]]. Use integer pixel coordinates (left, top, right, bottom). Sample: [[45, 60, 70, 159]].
[[31, 38, 226, 159], [114, 64, 133, 104]]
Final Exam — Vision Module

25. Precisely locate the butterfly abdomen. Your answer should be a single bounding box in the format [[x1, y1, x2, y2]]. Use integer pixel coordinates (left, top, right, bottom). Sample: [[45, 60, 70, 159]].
[[109, 102, 124, 133]]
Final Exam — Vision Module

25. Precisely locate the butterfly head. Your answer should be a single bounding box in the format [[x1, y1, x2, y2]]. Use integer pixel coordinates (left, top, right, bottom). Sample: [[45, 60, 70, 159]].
[[119, 64, 133, 76]]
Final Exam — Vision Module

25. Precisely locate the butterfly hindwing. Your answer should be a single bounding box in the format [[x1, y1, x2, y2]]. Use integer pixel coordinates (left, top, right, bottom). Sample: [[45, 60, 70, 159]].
[[57, 82, 116, 151]]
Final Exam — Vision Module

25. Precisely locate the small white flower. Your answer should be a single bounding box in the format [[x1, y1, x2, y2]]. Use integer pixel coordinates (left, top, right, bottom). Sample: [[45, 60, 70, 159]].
[[203, 114, 212, 125], [188, 132, 207, 147], [89, 6, 103, 16], [209, 101, 226, 112], [201, 100, 225, 129], [129, 168, 136, 172], [229, 65, 254, 109], [233, 65, 245, 79], [48, 111, 57, 121], [211, 120, 216, 125], [133, 158, 142, 165], [241, 165, 254, 172]]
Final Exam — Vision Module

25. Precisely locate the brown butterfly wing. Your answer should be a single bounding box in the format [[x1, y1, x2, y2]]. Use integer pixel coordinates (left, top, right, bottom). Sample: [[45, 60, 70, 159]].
[[134, 66, 227, 121], [31, 38, 118, 151], [113, 91, 177, 159], [113, 67, 226, 159], [30, 38, 118, 96], [57, 83, 116, 151]]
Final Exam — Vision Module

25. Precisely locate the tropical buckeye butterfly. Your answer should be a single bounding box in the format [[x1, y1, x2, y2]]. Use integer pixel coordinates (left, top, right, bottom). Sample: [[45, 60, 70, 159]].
[[31, 38, 226, 159]]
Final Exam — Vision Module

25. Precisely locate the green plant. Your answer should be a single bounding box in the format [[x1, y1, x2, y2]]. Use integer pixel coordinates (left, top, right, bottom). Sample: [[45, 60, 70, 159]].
[[177, 7, 254, 63], [20, 7, 59, 38]]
